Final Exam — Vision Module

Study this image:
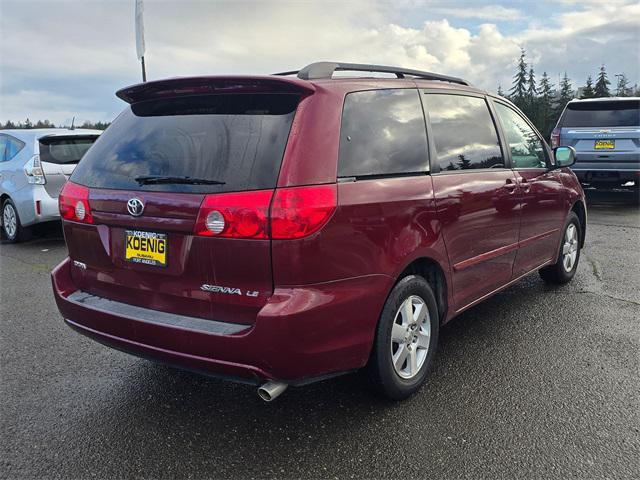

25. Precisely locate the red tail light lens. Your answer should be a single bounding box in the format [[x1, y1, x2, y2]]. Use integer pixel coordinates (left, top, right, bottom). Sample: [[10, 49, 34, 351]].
[[194, 190, 273, 238], [551, 128, 561, 148], [59, 182, 93, 224], [271, 184, 337, 239]]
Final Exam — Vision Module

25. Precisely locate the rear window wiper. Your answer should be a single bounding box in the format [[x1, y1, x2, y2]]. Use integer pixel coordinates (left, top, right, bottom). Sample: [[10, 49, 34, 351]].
[[134, 175, 226, 186]]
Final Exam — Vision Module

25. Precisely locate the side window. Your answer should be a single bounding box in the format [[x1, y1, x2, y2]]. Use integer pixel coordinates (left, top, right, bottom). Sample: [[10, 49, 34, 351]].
[[7, 137, 25, 161], [0, 135, 7, 162], [425, 93, 504, 171], [1, 135, 25, 162], [338, 89, 428, 177], [494, 103, 546, 169]]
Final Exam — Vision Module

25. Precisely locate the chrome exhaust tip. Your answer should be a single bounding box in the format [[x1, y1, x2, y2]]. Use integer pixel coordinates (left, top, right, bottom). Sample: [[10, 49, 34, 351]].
[[257, 381, 288, 402]]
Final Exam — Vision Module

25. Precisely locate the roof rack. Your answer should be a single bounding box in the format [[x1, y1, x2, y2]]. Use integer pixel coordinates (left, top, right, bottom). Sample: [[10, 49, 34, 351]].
[[274, 61, 470, 86]]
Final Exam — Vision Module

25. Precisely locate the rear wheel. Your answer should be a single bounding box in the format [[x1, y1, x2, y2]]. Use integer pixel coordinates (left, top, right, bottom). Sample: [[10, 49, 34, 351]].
[[367, 275, 439, 400], [1, 198, 32, 243], [539, 211, 581, 284]]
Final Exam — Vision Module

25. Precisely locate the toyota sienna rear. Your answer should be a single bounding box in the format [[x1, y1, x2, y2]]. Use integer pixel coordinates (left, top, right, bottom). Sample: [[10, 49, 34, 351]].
[[52, 62, 587, 401]]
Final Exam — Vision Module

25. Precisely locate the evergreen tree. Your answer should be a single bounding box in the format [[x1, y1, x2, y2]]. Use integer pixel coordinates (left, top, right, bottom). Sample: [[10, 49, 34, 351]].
[[615, 74, 631, 96], [555, 72, 574, 119], [594, 65, 611, 97], [581, 76, 595, 98], [537, 72, 555, 138], [525, 66, 538, 123], [457, 154, 472, 170], [509, 49, 528, 109], [497, 85, 504, 97]]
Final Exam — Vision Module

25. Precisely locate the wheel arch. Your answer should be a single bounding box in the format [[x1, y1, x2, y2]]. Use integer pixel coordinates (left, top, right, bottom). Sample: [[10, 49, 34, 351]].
[[0, 193, 10, 226], [396, 257, 449, 324], [570, 200, 587, 248]]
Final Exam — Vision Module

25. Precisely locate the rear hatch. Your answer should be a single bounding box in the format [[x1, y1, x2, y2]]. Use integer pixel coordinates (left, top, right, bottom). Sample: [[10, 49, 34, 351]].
[[39, 134, 99, 198], [64, 86, 304, 325], [558, 100, 640, 164]]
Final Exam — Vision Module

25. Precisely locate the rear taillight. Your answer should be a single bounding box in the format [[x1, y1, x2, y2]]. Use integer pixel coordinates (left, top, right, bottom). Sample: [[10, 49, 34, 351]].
[[271, 184, 337, 239], [24, 154, 46, 184], [194, 185, 338, 240], [551, 128, 561, 148], [59, 182, 93, 224], [194, 190, 273, 238]]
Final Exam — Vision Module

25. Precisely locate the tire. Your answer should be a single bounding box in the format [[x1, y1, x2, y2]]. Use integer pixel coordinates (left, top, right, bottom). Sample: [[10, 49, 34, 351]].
[[367, 275, 439, 400], [1, 198, 32, 243], [539, 211, 581, 285]]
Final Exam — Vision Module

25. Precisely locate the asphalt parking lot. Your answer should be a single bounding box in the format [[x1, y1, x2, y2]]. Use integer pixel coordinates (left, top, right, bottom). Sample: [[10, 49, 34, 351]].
[[1, 191, 639, 479]]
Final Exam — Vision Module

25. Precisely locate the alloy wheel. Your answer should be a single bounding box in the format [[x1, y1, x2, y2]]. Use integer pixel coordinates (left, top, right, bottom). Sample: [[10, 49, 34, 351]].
[[390, 295, 430, 379], [3, 203, 17, 239], [562, 223, 579, 272]]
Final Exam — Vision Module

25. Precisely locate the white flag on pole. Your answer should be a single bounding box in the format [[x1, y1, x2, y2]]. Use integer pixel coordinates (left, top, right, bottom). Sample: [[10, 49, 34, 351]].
[[135, 0, 145, 60]]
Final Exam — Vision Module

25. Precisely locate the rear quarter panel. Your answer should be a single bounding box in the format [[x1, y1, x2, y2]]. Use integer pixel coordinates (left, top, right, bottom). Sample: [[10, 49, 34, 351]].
[[271, 175, 452, 316]]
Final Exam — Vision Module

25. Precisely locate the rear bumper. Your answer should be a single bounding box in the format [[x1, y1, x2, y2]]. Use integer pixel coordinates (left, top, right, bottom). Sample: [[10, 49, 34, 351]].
[[571, 151, 640, 185], [572, 167, 640, 186], [52, 257, 391, 383]]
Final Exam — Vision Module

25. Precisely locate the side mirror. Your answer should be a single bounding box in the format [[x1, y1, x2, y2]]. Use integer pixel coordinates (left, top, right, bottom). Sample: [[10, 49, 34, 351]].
[[553, 146, 576, 168]]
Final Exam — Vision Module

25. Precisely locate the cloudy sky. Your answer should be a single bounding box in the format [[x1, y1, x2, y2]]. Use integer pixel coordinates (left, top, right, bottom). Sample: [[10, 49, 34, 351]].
[[1, 0, 639, 125]]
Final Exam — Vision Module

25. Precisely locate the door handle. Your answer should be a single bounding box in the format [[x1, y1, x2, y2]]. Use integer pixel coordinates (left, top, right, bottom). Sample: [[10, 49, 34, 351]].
[[519, 177, 531, 193], [504, 178, 517, 194]]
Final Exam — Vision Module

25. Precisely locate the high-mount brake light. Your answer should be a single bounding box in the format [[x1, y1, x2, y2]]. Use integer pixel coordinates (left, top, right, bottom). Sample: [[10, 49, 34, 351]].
[[271, 184, 337, 239], [194, 190, 273, 238], [59, 182, 93, 224]]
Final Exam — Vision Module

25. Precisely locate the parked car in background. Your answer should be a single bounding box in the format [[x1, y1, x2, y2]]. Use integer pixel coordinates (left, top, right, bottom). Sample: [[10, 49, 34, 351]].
[[1, 128, 102, 242], [551, 97, 640, 191], [51, 62, 585, 402]]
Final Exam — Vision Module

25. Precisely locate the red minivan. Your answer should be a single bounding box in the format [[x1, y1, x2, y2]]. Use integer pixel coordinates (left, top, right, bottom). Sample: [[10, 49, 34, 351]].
[[51, 62, 586, 401]]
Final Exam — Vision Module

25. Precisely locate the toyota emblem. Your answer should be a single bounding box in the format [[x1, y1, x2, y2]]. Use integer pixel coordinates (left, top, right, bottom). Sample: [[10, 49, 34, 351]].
[[127, 198, 145, 217]]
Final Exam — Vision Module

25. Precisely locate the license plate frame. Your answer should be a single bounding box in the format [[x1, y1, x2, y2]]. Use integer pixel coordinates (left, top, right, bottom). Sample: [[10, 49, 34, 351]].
[[125, 229, 168, 267], [594, 139, 615, 150]]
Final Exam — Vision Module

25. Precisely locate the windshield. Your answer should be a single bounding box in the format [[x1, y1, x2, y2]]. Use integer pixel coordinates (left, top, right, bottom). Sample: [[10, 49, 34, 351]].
[[39, 137, 98, 164], [560, 100, 640, 128], [71, 93, 299, 193]]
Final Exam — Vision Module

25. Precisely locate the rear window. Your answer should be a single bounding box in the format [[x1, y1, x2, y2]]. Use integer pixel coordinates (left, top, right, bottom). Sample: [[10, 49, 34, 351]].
[[560, 100, 640, 127], [338, 89, 428, 178], [39, 137, 97, 164], [71, 93, 299, 193]]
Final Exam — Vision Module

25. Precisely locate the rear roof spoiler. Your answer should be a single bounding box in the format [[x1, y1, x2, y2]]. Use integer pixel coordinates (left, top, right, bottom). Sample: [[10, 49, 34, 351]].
[[116, 76, 316, 104], [38, 133, 100, 144]]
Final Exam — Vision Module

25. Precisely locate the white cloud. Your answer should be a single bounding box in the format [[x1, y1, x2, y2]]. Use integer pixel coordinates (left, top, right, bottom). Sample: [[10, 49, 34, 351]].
[[432, 5, 523, 21]]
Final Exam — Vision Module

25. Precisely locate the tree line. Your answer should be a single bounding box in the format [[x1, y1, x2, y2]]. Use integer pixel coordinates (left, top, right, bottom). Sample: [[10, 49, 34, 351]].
[[500, 49, 638, 139], [0, 119, 110, 130]]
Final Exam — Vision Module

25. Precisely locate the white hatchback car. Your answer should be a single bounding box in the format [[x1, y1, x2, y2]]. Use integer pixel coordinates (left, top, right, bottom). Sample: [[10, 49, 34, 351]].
[[1, 128, 101, 242]]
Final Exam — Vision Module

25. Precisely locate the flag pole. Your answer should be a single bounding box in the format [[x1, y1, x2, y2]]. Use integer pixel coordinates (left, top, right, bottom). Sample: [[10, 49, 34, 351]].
[[141, 56, 147, 82], [135, 0, 147, 82]]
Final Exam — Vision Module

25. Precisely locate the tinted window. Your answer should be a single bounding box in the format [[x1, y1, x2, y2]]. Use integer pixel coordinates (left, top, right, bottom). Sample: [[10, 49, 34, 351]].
[[338, 89, 428, 177], [425, 94, 503, 171], [560, 100, 640, 127], [0, 135, 25, 162], [71, 94, 299, 193], [39, 137, 97, 165], [0, 135, 6, 162], [495, 103, 546, 169]]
